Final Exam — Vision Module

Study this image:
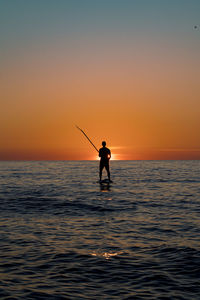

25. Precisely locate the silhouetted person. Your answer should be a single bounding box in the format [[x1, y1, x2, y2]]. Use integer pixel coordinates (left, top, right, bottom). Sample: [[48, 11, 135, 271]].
[[99, 141, 111, 181]]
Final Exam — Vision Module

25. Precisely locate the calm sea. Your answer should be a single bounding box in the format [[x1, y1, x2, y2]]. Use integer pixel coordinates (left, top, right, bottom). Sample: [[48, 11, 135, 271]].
[[0, 161, 200, 299]]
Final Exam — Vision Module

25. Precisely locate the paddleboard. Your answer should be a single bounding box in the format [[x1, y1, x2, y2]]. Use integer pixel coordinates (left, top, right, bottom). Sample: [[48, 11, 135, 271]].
[[99, 179, 113, 184]]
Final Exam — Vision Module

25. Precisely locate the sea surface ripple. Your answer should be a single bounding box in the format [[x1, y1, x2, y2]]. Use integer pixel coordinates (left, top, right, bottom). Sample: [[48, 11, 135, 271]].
[[0, 161, 200, 299]]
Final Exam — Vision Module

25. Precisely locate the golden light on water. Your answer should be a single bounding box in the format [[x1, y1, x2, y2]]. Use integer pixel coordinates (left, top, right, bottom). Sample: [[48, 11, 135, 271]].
[[91, 251, 123, 260]]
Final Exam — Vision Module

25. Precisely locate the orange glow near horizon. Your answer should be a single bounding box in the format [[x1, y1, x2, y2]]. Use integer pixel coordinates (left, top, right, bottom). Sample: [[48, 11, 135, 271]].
[[95, 153, 119, 161], [1, 2, 200, 161]]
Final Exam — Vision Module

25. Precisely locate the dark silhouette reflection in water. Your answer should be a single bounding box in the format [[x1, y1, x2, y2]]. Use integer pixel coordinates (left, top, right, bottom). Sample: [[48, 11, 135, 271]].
[[99, 182, 111, 192]]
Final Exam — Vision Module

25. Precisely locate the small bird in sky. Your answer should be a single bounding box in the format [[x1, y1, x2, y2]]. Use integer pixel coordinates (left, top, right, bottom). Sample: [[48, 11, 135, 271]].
[[194, 25, 199, 29]]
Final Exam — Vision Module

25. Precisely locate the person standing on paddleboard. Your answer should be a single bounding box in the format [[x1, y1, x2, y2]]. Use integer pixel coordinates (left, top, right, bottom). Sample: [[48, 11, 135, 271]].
[[99, 141, 111, 182]]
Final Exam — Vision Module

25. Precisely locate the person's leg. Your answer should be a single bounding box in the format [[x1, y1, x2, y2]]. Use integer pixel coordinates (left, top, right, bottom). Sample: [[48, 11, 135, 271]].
[[99, 162, 104, 181], [105, 163, 110, 181]]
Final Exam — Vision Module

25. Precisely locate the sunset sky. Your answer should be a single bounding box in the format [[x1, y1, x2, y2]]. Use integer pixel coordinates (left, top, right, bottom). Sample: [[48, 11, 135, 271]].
[[1, 0, 200, 160]]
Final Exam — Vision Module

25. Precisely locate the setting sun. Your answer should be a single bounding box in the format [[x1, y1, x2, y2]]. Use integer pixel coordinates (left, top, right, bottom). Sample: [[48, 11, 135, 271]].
[[95, 153, 118, 161], [110, 153, 118, 160]]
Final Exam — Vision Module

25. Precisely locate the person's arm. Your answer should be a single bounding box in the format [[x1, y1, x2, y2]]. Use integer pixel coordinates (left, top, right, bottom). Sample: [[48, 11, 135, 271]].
[[99, 149, 101, 157]]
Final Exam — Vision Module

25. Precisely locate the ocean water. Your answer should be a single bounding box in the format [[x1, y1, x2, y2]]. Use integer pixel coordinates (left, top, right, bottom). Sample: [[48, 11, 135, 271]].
[[0, 160, 200, 300]]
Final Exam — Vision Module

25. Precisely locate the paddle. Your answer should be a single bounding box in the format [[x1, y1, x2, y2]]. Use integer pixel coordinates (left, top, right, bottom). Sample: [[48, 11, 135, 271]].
[[75, 125, 99, 153]]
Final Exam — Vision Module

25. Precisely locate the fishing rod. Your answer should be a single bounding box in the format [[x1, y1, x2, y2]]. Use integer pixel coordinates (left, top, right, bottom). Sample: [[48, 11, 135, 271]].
[[76, 125, 99, 153]]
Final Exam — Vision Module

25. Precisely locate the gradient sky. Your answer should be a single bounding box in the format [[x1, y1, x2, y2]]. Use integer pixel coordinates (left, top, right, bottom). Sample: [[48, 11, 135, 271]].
[[1, 0, 200, 160]]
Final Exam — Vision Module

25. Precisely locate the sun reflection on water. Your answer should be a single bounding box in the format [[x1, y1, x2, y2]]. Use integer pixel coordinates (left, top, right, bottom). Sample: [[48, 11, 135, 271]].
[[91, 251, 123, 260]]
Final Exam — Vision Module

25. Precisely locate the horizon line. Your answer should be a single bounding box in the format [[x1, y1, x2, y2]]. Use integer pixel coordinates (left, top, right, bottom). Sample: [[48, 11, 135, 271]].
[[0, 159, 199, 162]]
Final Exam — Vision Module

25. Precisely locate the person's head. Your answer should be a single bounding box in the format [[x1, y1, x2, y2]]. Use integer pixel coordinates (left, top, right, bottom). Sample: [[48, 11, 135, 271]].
[[102, 141, 106, 147]]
